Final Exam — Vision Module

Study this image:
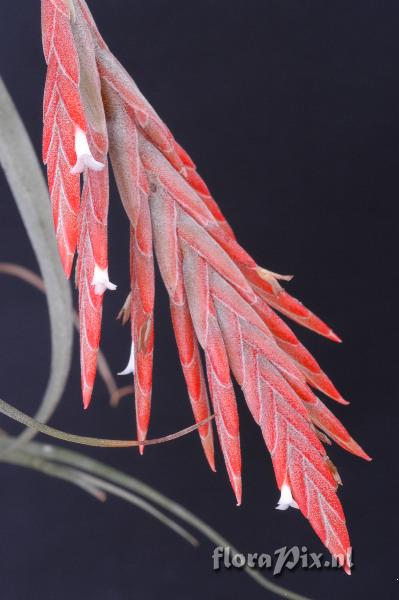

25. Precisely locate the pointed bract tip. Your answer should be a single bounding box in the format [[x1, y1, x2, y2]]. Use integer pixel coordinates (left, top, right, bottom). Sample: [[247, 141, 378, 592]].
[[200, 434, 216, 471], [336, 549, 352, 574], [343, 558, 352, 575], [232, 475, 242, 506], [82, 395, 92, 411], [356, 447, 372, 462], [337, 397, 350, 406], [329, 388, 349, 405], [345, 436, 372, 461], [137, 427, 148, 456], [328, 329, 342, 343], [208, 457, 216, 473], [206, 451, 216, 473], [82, 379, 94, 410]]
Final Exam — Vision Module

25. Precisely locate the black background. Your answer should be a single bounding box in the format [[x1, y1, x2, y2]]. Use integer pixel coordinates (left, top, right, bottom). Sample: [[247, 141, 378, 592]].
[[0, 1, 398, 599]]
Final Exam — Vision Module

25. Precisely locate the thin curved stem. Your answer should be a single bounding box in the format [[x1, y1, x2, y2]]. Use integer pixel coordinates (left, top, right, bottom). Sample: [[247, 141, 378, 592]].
[[2, 448, 197, 547], [0, 398, 214, 448], [4, 450, 107, 501], [71, 472, 199, 547]]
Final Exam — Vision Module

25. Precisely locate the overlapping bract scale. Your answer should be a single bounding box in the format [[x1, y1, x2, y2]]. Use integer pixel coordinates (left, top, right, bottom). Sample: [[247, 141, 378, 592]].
[[42, 0, 111, 408]]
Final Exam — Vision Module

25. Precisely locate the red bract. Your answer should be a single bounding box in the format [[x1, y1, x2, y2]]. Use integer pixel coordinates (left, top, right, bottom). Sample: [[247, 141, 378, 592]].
[[41, 0, 370, 573]]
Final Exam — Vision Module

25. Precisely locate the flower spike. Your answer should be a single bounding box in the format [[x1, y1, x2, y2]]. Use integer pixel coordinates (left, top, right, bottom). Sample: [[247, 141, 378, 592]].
[[41, 0, 370, 572]]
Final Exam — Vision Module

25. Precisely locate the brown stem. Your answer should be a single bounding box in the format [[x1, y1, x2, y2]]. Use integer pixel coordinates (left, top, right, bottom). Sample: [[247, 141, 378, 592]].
[[0, 398, 214, 448]]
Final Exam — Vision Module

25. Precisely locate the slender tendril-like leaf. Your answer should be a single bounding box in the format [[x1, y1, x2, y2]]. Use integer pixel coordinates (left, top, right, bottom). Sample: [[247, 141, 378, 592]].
[[0, 262, 133, 406], [3, 449, 107, 501], [0, 78, 74, 448], [2, 447, 198, 547], [8, 440, 310, 600], [67, 472, 199, 547], [0, 398, 214, 448]]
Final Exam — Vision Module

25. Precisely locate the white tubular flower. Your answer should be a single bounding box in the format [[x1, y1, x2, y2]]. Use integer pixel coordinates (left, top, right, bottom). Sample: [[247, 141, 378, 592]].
[[275, 482, 299, 511], [91, 264, 117, 295], [118, 342, 135, 376], [71, 127, 104, 174]]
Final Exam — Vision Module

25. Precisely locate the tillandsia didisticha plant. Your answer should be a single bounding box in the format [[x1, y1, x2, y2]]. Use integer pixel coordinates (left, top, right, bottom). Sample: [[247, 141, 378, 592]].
[[40, 0, 370, 575]]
